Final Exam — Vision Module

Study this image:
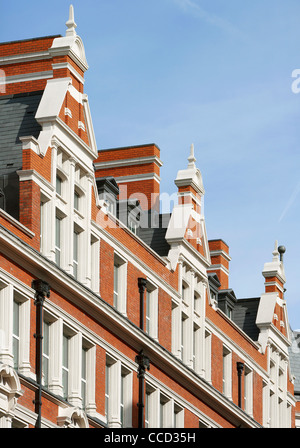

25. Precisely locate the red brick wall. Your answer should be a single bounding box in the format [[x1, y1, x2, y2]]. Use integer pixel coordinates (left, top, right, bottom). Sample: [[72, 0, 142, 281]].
[[99, 239, 114, 306], [19, 180, 40, 250]]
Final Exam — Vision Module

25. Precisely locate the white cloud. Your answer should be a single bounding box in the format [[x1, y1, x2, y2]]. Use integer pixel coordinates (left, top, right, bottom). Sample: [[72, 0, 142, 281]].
[[279, 181, 300, 222], [172, 0, 241, 36]]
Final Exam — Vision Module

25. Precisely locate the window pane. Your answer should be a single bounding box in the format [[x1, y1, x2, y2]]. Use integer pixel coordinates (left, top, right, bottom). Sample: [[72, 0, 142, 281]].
[[81, 347, 87, 408], [74, 190, 79, 210], [62, 369, 68, 399], [105, 364, 109, 419], [113, 264, 119, 308], [73, 230, 79, 278], [145, 391, 150, 428], [55, 216, 61, 265], [43, 321, 49, 355], [81, 347, 86, 379], [55, 217, 61, 247], [43, 321, 50, 388], [62, 334, 69, 399], [160, 400, 164, 428], [56, 175, 62, 196], [13, 300, 20, 369], [63, 335, 69, 367], [146, 291, 150, 334], [13, 299, 20, 336], [120, 374, 125, 427], [13, 337, 19, 369]]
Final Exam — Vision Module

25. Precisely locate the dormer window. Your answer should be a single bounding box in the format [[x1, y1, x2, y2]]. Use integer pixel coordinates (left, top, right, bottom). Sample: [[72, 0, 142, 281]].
[[225, 303, 233, 319], [129, 219, 137, 234], [208, 273, 221, 306], [217, 289, 236, 320], [96, 177, 119, 217], [106, 197, 115, 215]]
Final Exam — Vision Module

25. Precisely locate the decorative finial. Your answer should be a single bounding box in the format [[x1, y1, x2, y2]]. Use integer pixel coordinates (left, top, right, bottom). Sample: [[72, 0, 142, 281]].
[[272, 240, 279, 261], [278, 245, 286, 262], [187, 143, 196, 168], [66, 5, 77, 37]]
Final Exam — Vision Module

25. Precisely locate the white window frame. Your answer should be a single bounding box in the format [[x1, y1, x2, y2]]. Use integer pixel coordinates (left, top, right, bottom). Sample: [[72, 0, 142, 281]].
[[145, 383, 184, 428], [74, 188, 80, 212], [62, 331, 70, 400], [45, 319, 96, 410], [113, 253, 127, 315], [42, 319, 50, 388], [81, 346, 87, 409], [55, 213, 62, 266], [90, 233, 100, 293], [12, 298, 20, 370], [11, 288, 31, 375], [73, 224, 84, 280], [171, 301, 181, 359], [244, 364, 253, 416], [180, 311, 188, 363], [193, 291, 201, 316], [181, 280, 189, 305], [105, 355, 132, 428], [0, 281, 31, 376], [193, 322, 201, 373], [222, 345, 232, 399], [40, 193, 51, 255], [56, 173, 63, 197], [204, 329, 212, 383], [145, 281, 158, 340]]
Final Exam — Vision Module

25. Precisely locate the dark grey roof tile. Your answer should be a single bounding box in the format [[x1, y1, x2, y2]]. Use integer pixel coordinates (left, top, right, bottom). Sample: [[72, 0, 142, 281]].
[[232, 297, 260, 341]]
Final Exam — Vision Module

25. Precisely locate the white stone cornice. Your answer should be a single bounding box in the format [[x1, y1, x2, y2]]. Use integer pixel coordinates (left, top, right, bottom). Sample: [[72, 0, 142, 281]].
[[207, 263, 229, 275], [114, 172, 161, 184], [17, 169, 54, 197], [94, 155, 163, 170], [0, 51, 51, 66], [0, 208, 35, 238], [3, 70, 53, 85], [209, 249, 232, 262]]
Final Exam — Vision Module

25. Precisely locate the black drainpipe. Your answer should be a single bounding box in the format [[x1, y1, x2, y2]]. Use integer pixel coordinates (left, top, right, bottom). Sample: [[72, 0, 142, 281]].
[[236, 362, 244, 409], [31, 279, 50, 428], [138, 278, 147, 331], [135, 350, 150, 428]]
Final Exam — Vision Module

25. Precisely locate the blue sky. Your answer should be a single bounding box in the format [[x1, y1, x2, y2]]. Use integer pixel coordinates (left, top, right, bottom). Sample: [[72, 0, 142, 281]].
[[1, 1, 300, 330]]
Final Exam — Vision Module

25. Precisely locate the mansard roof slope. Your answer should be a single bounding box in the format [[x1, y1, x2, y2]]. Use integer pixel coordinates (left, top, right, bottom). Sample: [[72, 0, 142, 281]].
[[0, 91, 42, 176], [137, 213, 171, 257], [232, 297, 260, 342], [289, 329, 300, 394]]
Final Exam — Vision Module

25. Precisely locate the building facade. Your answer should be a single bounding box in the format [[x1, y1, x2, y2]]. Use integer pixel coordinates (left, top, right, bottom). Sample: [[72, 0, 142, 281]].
[[0, 6, 298, 428]]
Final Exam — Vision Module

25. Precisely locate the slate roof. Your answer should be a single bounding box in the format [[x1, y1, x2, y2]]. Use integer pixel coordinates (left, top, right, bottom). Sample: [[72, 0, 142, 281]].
[[0, 91, 42, 176], [0, 91, 43, 218], [137, 213, 171, 257], [232, 297, 260, 342], [289, 329, 300, 394]]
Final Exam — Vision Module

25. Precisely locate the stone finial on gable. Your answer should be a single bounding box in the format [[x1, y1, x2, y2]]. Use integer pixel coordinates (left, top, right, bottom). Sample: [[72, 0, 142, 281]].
[[66, 5, 77, 37], [49, 4, 89, 72], [272, 240, 280, 262], [175, 143, 205, 196], [262, 240, 286, 298], [187, 143, 196, 169]]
